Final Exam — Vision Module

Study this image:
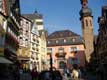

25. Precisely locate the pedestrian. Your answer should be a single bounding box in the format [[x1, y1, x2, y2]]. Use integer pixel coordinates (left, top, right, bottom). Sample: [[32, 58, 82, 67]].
[[71, 64, 80, 80], [31, 67, 38, 80]]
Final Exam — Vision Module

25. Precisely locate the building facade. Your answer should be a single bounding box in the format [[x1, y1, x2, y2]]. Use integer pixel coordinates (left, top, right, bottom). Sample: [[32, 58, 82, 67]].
[[38, 30, 47, 71], [0, 12, 9, 61], [94, 6, 107, 80], [23, 12, 47, 71], [0, 0, 20, 63], [79, 0, 94, 62], [30, 21, 40, 71], [47, 30, 85, 71], [17, 16, 31, 70]]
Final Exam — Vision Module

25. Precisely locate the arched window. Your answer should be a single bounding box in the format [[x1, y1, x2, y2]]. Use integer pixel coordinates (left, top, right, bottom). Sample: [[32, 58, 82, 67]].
[[86, 19, 88, 27], [82, 20, 84, 28], [90, 20, 92, 26]]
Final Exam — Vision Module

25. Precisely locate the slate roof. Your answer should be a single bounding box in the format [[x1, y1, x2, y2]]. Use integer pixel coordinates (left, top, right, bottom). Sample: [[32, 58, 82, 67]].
[[48, 30, 80, 39], [47, 30, 83, 46], [22, 13, 43, 21]]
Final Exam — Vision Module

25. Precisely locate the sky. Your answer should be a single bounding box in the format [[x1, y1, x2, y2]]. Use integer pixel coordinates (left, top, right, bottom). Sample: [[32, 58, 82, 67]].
[[20, 0, 105, 35]]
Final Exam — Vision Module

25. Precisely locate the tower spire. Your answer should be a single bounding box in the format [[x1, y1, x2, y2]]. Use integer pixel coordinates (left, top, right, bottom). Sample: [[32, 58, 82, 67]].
[[79, 0, 94, 62], [79, 0, 92, 20]]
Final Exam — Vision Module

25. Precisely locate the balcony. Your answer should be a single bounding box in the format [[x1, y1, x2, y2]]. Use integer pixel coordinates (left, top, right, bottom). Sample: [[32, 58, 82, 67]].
[[55, 47, 66, 57], [17, 56, 30, 61], [55, 52, 66, 57]]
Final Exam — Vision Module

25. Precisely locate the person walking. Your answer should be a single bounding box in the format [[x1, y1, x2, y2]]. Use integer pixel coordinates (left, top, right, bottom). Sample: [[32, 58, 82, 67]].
[[71, 64, 81, 80], [31, 67, 38, 80]]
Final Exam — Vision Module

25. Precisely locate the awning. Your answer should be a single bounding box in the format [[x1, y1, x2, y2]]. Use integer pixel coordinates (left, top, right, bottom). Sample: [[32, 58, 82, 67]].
[[0, 57, 13, 64]]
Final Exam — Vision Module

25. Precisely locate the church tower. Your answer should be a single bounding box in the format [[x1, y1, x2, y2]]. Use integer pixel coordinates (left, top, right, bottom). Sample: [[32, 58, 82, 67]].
[[79, 0, 94, 62]]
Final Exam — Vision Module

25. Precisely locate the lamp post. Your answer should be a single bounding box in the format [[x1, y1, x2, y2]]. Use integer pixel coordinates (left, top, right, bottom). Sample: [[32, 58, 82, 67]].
[[47, 48, 53, 70], [47, 48, 53, 80]]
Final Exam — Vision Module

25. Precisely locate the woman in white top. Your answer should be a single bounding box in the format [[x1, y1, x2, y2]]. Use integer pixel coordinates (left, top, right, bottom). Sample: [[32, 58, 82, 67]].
[[71, 64, 81, 80]]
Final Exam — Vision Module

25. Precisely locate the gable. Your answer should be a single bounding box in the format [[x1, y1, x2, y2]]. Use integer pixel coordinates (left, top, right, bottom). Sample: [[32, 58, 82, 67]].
[[31, 22, 39, 36]]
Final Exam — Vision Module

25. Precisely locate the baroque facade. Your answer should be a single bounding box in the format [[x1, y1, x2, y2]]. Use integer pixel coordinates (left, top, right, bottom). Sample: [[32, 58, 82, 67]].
[[47, 30, 85, 71]]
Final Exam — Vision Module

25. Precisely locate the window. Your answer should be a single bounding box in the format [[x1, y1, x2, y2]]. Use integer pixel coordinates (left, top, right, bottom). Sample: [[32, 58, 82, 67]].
[[82, 20, 84, 28], [64, 39, 66, 43], [58, 47, 64, 53], [59, 61, 66, 69], [56, 40, 58, 43], [26, 21, 28, 24], [86, 20, 88, 27], [25, 39, 28, 46], [59, 39, 64, 44], [20, 37, 22, 39], [90, 20, 92, 26], [32, 47, 35, 50], [70, 47, 77, 52], [48, 41, 50, 44], [72, 38, 76, 42], [32, 43, 35, 47], [47, 48, 52, 53], [36, 22, 43, 25]]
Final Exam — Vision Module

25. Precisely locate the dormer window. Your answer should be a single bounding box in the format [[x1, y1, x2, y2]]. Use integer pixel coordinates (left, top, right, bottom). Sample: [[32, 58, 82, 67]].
[[70, 47, 77, 52], [48, 41, 50, 44], [56, 40, 58, 43], [72, 38, 76, 42], [64, 39, 66, 43]]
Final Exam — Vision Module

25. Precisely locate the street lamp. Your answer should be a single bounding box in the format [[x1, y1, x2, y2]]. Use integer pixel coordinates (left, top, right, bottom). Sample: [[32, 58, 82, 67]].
[[47, 48, 53, 80], [47, 48, 53, 71]]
